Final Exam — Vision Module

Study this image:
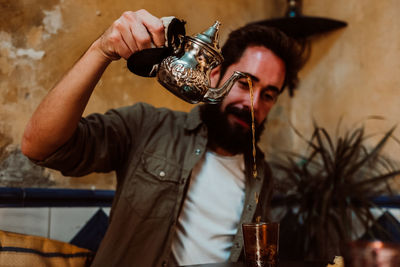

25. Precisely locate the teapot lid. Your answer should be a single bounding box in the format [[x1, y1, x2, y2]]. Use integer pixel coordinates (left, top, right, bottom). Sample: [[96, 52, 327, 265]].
[[192, 21, 221, 52]]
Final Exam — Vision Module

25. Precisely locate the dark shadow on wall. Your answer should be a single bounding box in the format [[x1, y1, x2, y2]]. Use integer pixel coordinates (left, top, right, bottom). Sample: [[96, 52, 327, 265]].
[[0, 147, 54, 187]]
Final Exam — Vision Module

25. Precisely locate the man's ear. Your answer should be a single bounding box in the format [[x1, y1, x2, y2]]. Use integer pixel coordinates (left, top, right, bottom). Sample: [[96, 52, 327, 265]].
[[209, 66, 221, 87]]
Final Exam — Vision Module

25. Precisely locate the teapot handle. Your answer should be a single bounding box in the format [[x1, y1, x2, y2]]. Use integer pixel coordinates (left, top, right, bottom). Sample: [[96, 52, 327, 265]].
[[165, 18, 186, 53], [171, 35, 184, 54]]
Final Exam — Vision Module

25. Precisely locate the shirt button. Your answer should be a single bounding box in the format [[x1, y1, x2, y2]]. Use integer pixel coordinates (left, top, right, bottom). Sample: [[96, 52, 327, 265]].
[[195, 148, 201, 155], [159, 171, 166, 177]]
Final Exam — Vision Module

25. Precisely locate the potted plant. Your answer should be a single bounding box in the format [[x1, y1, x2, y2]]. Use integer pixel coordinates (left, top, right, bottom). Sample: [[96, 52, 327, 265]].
[[269, 119, 400, 261]]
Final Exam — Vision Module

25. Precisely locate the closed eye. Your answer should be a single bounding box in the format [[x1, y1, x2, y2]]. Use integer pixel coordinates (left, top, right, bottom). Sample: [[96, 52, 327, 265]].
[[238, 78, 279, 103], [238, 80, 250, 90], [261, 91, 276, 102], [261, 86, 279, 102]]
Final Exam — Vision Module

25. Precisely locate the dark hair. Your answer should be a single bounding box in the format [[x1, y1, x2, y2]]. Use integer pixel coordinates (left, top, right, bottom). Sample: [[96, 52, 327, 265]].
[[219, 23, 307, 96]]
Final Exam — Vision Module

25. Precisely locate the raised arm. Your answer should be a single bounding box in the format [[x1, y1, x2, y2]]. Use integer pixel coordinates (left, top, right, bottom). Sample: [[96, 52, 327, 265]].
[[21, 9, 165, 161]]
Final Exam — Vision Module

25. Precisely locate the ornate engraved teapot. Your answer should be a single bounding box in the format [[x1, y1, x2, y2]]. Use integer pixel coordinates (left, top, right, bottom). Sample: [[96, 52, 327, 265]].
[[156, 21, 247, 104]]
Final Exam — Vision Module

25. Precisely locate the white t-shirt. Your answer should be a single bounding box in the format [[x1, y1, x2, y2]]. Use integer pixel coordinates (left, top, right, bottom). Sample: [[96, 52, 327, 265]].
[[171, 150, 246, 265]]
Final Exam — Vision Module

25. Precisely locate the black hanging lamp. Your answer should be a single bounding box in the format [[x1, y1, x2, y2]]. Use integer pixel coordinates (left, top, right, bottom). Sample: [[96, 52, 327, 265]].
[[253, 0, 347, 39]]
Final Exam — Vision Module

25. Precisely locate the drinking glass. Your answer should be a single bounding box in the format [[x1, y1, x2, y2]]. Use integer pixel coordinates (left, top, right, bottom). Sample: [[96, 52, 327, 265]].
[[242, 222, 279, 267]]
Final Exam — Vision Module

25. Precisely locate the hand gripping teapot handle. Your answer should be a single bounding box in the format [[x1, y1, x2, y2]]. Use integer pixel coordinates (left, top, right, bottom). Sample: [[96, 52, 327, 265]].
[[126, 17, 186, 77]]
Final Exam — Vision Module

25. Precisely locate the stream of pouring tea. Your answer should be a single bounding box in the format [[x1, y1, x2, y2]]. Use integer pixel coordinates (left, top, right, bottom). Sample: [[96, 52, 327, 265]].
[[247, 76, 258, 179]]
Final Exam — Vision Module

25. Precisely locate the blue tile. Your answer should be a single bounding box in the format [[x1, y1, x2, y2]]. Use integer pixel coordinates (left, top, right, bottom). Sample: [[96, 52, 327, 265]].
[[69, 209, 109, 252]]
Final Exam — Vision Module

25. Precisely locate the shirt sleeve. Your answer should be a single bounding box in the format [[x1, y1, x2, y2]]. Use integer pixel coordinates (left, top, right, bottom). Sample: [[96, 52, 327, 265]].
[[32, 102, 155, 177]]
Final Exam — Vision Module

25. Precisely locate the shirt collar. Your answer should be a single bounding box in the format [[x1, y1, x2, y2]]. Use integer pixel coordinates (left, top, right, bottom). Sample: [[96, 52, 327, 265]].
[[184, 104, 204, 131]]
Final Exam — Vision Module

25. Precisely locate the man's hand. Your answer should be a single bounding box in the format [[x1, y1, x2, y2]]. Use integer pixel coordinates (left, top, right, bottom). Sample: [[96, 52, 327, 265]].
[[95, 9, 166, 61]]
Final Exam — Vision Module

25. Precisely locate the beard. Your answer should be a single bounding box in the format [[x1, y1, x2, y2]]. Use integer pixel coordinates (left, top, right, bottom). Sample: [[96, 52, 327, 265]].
[[200, 103, 266, 155]]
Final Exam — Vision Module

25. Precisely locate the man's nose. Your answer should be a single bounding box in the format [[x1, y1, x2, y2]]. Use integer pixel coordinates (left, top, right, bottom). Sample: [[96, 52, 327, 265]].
[[244, 89, 261, 111], [242, 90, 261, 123]]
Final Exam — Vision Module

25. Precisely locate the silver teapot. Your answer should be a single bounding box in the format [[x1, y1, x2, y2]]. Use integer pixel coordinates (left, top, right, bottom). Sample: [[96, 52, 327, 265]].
[[157, 21, 247, 104]]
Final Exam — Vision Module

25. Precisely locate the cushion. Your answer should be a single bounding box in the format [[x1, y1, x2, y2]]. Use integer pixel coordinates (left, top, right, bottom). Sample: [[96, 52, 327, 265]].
[[0, 230, 94, 267]]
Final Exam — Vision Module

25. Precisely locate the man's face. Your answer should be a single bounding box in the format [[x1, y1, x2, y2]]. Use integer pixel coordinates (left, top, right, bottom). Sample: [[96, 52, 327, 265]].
[[203, 46, 286, 155], [212, 46, 286, 131]]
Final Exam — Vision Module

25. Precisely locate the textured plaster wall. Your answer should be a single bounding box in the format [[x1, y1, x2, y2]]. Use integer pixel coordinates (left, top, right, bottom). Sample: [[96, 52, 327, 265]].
[[261, 0, 400, 190], [262, 0, 400, 159], [0, 0, 271, 189], [1, 0, 399, 189]]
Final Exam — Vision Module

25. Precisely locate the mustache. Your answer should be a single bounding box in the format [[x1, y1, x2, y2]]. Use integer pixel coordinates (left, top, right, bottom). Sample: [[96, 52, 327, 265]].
[[225, 105, 259, 127]]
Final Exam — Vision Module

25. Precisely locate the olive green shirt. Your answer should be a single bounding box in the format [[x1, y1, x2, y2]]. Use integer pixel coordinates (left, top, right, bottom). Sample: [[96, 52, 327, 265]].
[[36, 102, 273, 267]]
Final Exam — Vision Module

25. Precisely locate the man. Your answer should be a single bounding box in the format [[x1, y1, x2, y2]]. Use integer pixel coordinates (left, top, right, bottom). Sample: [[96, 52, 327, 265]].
[[21, 9, 304, 267]]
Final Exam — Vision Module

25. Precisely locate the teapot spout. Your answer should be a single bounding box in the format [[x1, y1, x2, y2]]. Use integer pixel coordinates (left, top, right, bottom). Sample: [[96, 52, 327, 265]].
[[203, 71, 248, 103]]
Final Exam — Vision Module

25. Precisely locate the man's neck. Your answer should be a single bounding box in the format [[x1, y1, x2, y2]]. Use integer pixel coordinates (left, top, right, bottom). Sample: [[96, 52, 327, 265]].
[[209, 144, 240, 157], [214, 147, 234, 157]]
